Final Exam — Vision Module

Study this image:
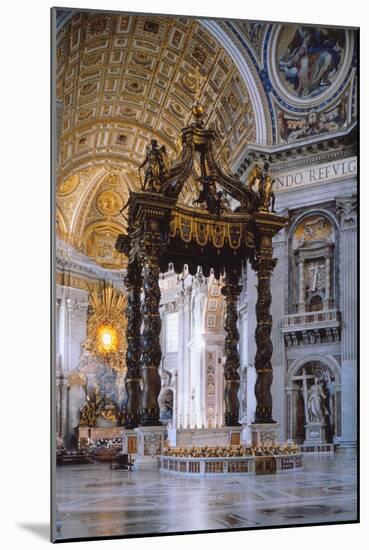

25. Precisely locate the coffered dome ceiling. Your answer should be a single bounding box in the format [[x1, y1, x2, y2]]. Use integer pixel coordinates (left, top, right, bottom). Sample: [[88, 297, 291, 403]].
[[55, 12, 260, 269], [56, 12, 357, 271]]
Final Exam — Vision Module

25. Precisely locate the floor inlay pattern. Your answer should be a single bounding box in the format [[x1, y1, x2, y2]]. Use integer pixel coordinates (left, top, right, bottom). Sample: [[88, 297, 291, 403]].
[[55, 453, 357, 540]]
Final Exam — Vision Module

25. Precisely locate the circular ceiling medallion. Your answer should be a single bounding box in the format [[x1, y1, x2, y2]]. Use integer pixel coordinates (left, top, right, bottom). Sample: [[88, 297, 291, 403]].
[[120, 105, 136, 117], [78, 108, 93, 120], [162, 125, 176, 139], [132, 51, 152, 66], [181, 74, 196, 94], [125, 80, 144, 94], [80, 82, 97, 95], [96, 190, 123, 216], [57, 174, 80, 196], [170, 101, 185, 118], [270, 25, 352, 107]]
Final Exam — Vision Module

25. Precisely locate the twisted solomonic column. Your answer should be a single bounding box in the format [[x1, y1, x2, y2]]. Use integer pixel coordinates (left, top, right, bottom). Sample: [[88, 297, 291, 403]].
[[123, 259, 142, 429], [221, 268, 242, 426], [140, 243, 163, 426], [251, 255, 277, 423]]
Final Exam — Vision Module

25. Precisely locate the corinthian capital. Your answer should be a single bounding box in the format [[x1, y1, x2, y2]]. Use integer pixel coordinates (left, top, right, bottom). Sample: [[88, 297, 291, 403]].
[[336, 195, 357, 228]]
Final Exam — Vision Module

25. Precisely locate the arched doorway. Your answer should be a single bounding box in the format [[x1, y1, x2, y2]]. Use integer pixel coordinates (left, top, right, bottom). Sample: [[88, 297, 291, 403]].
[[286, 357, 341, 444]]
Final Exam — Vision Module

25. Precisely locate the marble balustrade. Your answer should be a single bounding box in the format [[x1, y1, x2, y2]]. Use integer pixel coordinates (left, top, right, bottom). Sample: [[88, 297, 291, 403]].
[[159, 453, 303, 475]]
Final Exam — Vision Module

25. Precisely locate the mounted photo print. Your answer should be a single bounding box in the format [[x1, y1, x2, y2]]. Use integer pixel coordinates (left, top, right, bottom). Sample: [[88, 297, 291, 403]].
[[51, 7, 358, 543]]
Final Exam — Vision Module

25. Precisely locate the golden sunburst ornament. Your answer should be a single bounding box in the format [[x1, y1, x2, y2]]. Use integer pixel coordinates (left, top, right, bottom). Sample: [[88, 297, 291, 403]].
[[96, 323, 118, 354], [85, 282, 127, 371]]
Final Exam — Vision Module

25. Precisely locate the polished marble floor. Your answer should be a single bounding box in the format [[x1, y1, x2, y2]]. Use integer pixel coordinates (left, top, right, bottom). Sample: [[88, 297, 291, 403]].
[[55, 452, 357, 540]]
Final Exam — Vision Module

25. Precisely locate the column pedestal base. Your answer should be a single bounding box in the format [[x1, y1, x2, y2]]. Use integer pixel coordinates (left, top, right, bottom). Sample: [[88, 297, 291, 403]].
[[122, 429, 138, 456], [251, 423, 279, 447], [133, 426, 166, 471], [304, 422, 326, 446], [229, 426, 243, 446]]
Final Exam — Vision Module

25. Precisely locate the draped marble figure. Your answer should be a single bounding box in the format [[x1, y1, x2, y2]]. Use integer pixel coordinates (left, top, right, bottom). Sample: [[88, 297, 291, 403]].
[[307, 378, 328, 423]]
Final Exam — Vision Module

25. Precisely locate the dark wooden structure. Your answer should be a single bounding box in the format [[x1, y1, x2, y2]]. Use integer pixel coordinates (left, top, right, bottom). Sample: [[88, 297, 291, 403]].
[[110, 453, 133, 471], [116, 101, 286, 430]]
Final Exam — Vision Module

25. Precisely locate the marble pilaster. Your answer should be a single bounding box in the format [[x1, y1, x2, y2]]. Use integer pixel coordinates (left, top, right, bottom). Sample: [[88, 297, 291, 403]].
[[176, 285, 191, 428], [270, 235, 287, 441], [63, 287, 89, 373], [243, 263, 257, 443], [336, 196, 357, 447], [56, 285, 89, 445], [191, 272, 207, 428], [238, 292, 248, 426]]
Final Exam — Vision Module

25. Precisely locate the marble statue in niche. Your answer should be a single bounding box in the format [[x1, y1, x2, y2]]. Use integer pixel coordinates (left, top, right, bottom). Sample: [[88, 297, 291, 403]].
[[307, 377, 329, 423], [291, 362, 333, 444]]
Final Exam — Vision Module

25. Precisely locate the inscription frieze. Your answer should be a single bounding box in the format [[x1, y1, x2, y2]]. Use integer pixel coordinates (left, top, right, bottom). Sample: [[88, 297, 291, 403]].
[[275, 157, 357, 192]]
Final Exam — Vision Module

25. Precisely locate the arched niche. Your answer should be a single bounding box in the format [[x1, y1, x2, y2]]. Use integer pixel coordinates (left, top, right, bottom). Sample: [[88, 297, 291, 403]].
[[286, 355, 341, 444], [288, 210, 339, 314]]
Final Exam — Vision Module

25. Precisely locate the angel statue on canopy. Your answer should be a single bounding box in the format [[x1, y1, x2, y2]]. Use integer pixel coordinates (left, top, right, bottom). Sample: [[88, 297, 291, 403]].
[[139, 138, 170, 193]]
